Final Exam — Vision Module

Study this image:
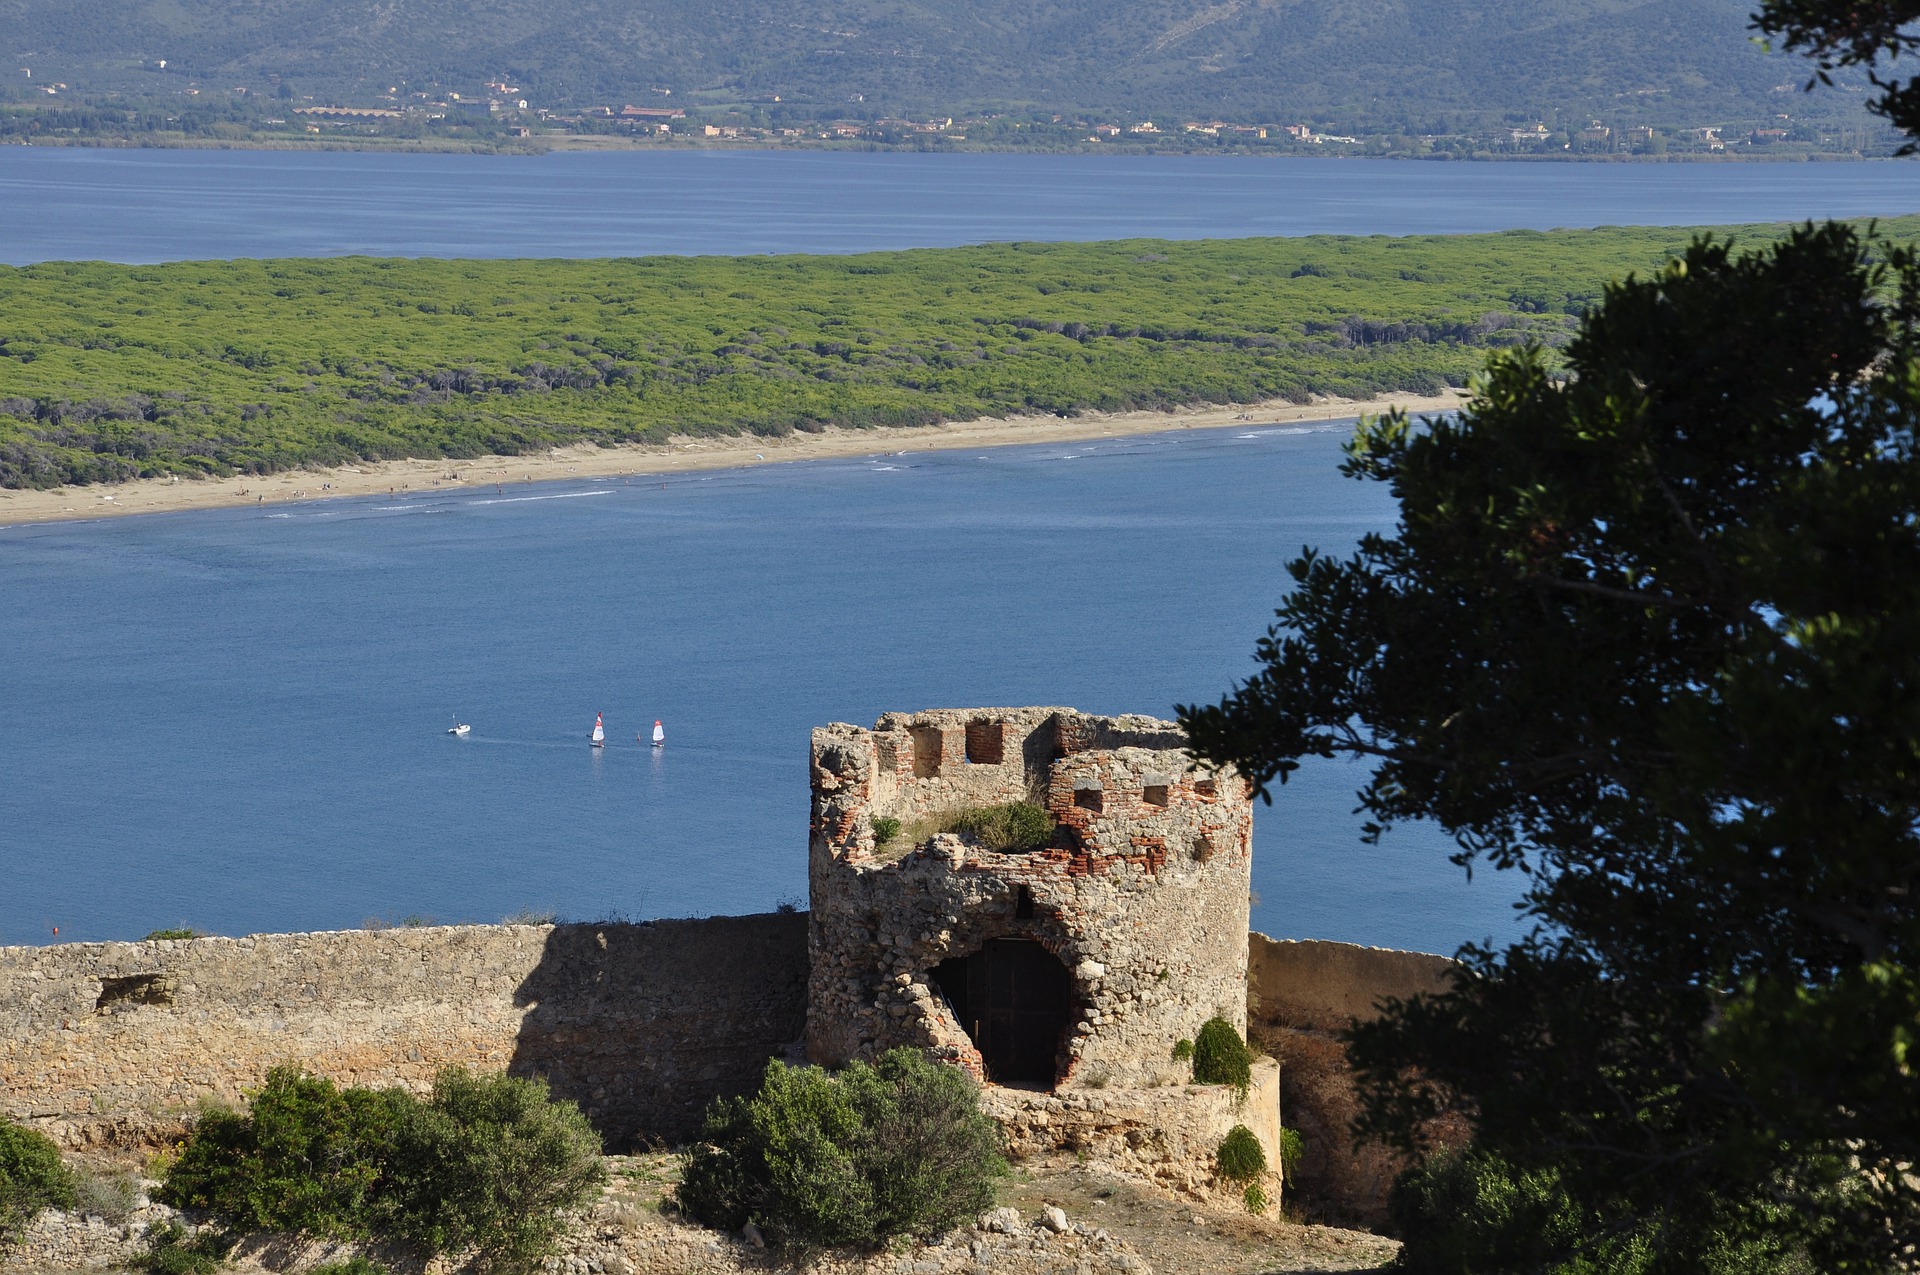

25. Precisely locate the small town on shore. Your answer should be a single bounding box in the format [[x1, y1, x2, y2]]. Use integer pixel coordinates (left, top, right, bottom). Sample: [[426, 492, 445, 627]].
[[2, 70, 1902, 157]]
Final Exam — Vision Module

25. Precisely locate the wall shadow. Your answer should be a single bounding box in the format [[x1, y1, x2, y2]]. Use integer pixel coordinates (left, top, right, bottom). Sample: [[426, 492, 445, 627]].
[[508, 913, 808, 1150]]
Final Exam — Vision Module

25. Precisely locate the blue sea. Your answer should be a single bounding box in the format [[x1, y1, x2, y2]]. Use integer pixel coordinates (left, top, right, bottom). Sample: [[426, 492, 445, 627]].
[[0, 423, 1526, 954], [6, 147, 1917, 952]]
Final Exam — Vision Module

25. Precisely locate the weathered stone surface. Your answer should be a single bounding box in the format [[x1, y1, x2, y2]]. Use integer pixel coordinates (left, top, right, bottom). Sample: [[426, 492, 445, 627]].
[[805, 708, 1253, 1096], [803, 707, 1262, 1205], [554, 1201, 1158, 1275], [0, 916, 807, 1150], [1245, 935, 1465, 1224], [6, 1195, 173, 1271], [1248, 938, 1451, 1035], [980, 1059, 1280, 1206]]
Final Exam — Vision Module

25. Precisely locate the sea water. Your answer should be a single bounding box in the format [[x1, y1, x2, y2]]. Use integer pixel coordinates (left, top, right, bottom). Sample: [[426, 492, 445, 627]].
[[12, 145, 1895, 952], [0, 421, 1528, 953]]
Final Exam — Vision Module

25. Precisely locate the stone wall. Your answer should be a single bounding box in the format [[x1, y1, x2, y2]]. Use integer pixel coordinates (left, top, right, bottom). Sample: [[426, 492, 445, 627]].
[[0, 915, 807, 1151], [806, 708, 1253, 1091], [0, 906, 1455, 1226], [1245, 935, 1461, 1224], [983, 1055, 1283, 1201]]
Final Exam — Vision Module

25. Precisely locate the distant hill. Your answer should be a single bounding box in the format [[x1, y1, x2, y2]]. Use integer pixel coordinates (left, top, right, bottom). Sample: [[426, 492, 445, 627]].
[[0, 0, 1855, 130]]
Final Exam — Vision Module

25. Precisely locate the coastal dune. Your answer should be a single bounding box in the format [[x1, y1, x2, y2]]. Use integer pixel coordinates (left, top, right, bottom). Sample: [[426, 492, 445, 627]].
[[0, 391, 1463, 527]]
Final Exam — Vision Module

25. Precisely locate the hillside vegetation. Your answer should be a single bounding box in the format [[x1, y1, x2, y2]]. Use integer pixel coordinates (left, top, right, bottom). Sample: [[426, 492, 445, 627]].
[[4, 222, 1905, 488], [0, 0, 1833, 131]]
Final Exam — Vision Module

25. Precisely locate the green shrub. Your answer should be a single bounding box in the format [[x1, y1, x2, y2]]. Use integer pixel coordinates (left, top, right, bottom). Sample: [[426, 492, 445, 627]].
[[309, 1260, 388, 1275], [1388, 1149, 1809, 1275], [1390, 1150, 1628, 1275], [160, 1070, 409, 1237], [384, 1068, 606, 1275], [144, 928, 200, 941], [0, 1117, 74, 1239], [135, 1221, 232, 1275], [1278, 1127, 1304, 1184], [1191, 1017, 1252, 1095], [1243, 1182, 1269, 1214], [944, 802, 1052, 853], [679, 1048, 1007, 1253], [1171, 1038, 1194, 1062], [870, 815, 902, 845], [158, 1066, 603, 1275], [1215, 1125, 1267, 1184]]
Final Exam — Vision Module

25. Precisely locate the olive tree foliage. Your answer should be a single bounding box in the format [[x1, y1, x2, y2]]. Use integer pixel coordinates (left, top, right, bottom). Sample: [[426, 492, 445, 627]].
[[1754, 0, 1920, 144], [1181, 222, 1920, 1272]]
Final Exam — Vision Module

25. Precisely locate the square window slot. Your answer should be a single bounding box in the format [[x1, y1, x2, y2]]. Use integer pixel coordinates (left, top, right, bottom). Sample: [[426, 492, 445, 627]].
[[965, 720, 1005, 765], [910, 725, 944, 778], [1143, 784, 1169, 807], [1074, 787, 1103, 813]]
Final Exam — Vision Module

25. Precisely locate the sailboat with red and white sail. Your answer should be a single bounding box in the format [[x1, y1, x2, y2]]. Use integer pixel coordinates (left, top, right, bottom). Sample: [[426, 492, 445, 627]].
[[590, 712, 606, 748]]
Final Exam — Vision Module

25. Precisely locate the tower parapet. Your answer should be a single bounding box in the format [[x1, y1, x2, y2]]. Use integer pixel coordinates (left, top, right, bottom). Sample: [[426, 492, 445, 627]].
[[806, 706, 1253, 1092]]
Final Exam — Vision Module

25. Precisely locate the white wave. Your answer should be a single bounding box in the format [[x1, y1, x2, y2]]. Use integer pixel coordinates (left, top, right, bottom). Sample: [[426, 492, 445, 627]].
[[1236, 421, 1350, 438]]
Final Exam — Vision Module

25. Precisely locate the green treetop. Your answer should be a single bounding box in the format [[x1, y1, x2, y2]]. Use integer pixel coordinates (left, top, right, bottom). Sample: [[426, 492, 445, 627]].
[[1183, 221, 1920, 1270]]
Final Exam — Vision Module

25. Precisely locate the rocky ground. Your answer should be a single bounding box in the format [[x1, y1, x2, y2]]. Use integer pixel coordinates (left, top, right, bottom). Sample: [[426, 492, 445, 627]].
[[995, 1159, 1396, 1275], [2, 1152, 1397, 1275]]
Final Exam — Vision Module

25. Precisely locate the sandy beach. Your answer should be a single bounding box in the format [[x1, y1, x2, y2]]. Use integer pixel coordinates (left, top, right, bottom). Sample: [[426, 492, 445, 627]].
[[0, 391, 1465, 527]]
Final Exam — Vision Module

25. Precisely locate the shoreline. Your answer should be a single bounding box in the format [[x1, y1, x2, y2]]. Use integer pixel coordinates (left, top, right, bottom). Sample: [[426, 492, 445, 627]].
[[0, 136, 1878, 163], [0, 391, 1464, 528]]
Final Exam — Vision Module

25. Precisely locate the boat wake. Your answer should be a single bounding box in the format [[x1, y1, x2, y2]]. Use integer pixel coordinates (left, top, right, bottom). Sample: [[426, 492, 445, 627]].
[[465, 490, 616, 507]]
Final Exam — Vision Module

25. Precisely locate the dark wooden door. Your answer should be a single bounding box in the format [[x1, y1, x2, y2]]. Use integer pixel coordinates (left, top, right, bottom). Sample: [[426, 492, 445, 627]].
[[968, 938, 1070, 1085]]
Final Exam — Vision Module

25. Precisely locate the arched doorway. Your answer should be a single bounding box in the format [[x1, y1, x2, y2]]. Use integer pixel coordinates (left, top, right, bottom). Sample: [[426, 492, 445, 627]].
[[931, 938, 1073, 1087]]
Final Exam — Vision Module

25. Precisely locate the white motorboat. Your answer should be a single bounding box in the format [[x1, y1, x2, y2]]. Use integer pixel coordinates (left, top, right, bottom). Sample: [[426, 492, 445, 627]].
[[448, 717, 471, 737]]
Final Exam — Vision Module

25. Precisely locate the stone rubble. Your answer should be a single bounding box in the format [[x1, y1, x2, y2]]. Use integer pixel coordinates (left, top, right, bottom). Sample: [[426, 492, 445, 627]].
[[551, 1202, 1156, 1275], [2, 1192, 1155, 1275], [6, 1200, 172, 1272]]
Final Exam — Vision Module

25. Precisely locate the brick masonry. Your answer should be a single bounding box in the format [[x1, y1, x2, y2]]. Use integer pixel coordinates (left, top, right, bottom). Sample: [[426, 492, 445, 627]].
[[806, 708, 1254, 1089]]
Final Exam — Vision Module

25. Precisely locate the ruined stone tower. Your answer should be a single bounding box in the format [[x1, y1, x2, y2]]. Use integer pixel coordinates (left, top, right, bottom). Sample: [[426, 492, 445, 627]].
[[806, 707, 1254, 1091]]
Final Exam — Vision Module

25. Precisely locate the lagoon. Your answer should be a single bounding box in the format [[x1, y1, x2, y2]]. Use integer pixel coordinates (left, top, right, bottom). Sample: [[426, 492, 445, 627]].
[[4, 148, 1920, 264]]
